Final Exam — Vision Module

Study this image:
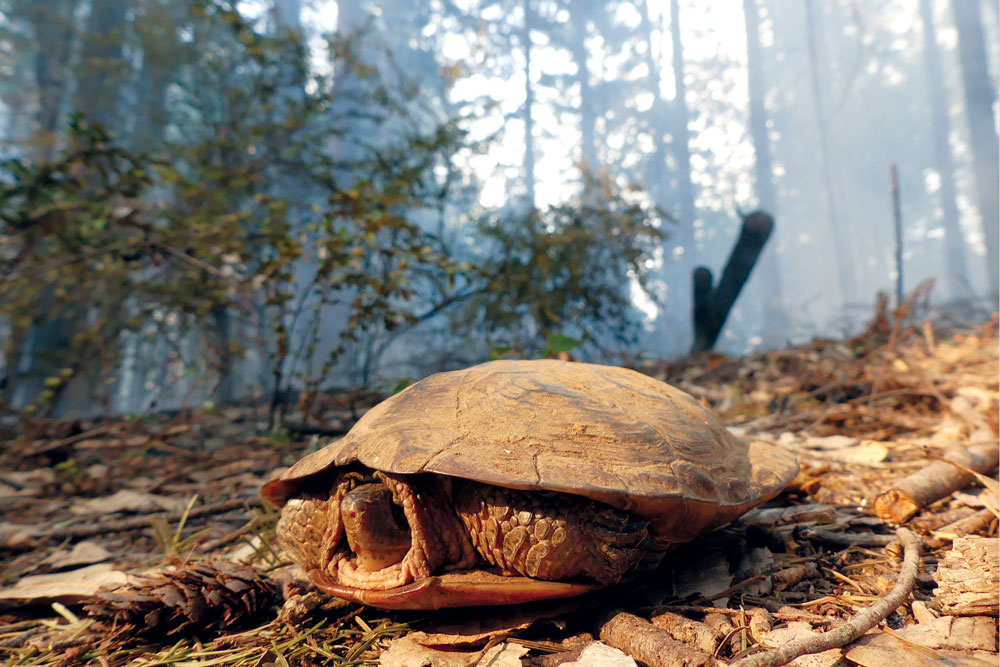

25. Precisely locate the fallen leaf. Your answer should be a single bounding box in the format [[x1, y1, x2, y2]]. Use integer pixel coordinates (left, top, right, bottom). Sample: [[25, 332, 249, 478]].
[[672, 536, 734, 608], [0, 522, 41, 550], [408, 603, 568, 648], [734, 547, 775, 596], [379, 636, 478, 667], [560, 641, 637, 667], [0, 469, 57, 488], [69, 489, 186, 515], [801, 435, 858, 450], [41, 541, 112, 569], [0, 563, 138, 608], [474, 642, 528, 667], [762, 622, 845, 667], [845, 631, 995, 667], [892, 616, 996, 651], [812, 442, 889, 465]]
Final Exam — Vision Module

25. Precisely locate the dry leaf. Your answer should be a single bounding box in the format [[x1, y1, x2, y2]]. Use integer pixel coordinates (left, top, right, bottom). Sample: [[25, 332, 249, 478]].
[[801, 435, 858, 450], [845, 632, 996, 667], [761, 622, 846, 667], [379, 636, 479, 667], [560, 641, 637, 666], [41, 541, 112, 569], [474, 642, 529, 667], [69, 489, 186, 515], [0, 522, 43, 550], [0, 563, 137, 608], [0, 469, 57, 488], [672, 539, 733, 608], [892, 616, 996, 651]]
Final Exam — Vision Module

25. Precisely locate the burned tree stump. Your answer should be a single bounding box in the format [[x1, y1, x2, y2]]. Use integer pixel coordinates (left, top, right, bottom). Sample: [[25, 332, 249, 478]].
[[691, 211, 774, 353]]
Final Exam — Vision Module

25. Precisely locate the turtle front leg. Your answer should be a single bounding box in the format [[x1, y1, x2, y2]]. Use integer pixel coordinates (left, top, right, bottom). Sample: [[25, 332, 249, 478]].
[[334, 472, 478, 589], [275, 472, 359, 575]]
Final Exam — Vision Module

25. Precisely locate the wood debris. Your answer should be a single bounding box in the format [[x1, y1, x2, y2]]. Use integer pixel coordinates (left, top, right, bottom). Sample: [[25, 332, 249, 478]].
[[932, 536, 999, 616], [873, 442, 998, 523], [0, 311, 997, 666]]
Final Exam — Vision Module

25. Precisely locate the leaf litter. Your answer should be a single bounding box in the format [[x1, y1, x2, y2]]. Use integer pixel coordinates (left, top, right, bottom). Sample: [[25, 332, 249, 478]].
[[0, 296, 996, 666]]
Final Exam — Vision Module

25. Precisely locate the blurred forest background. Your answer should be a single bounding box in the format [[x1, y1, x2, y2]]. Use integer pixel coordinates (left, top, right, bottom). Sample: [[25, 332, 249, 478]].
[[0, 0, 997, 421]]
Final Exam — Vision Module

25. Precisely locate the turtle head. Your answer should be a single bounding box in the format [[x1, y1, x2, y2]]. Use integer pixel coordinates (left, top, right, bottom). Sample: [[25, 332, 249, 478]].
[[340, 483, 411, 571]]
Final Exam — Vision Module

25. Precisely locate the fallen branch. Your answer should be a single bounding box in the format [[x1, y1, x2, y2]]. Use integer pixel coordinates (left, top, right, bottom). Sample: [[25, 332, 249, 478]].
[[728, 527, 921, 667], [873, 442, 998, 523], [599, 611, 718, 667], [796, 527, 894, 548], [932, 508, 997, 541]]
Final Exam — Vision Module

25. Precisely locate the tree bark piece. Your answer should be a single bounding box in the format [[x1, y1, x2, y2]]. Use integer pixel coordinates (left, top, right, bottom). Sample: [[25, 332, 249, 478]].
[[728, 527, 921, 667], [747, 607, 772, 644], [873, 442, 998, 523], [598, 611, 718, 667], [932, 536, 999, 617]]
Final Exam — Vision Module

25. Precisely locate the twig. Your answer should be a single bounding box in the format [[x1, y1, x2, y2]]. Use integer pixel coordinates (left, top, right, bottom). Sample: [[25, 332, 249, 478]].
[[20, 425, 115, 456], [728, 527, 921, 667], [196, 519, 257, 553], [647, 606, 836, 627], [796, 527, 894, 547], [692, 573, 771, 605]]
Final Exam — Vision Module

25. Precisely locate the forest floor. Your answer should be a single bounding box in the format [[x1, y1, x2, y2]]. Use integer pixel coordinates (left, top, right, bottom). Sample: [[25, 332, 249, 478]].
[[0, 301, 997, 667]]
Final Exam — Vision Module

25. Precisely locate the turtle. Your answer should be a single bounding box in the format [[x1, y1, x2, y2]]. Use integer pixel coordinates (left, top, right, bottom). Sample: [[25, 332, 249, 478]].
[[261, 359, 798, 609]]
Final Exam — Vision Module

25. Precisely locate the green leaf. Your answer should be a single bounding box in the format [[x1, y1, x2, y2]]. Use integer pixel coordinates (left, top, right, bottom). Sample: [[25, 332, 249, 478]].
[[545, 333, 579, 354]]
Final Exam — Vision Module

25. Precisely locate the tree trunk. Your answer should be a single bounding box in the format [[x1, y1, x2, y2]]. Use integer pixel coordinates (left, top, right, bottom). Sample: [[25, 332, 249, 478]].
[[522, 0, 537, 209], [669, 0, 696, 263], [951, 0, 999, 302], [743, 0, 788, 347], [804, 0, 856, 307], [666, 0, 697, 352], [919, 0, 970, 301], [692, 212, 774, 353], [75, 0, 128, 129], [133, 0, 185, 148], [26, 0, 80, 156], [570, 5, 595, 169], [639, 0, 669, 207]]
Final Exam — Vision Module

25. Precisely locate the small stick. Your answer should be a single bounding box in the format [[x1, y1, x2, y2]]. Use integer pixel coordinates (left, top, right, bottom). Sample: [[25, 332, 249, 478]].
[[933, 508, 996, 540], [650, 606, 836, 627], [196, 519, 258, 553], [796, 527, 894, 547], [728, 527, 921, 667], [599, 611, 718, 667], [873, 442, 998, 523]]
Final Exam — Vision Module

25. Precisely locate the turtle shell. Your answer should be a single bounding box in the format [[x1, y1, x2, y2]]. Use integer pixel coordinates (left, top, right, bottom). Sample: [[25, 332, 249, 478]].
[[262, 359, 798, 541]]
